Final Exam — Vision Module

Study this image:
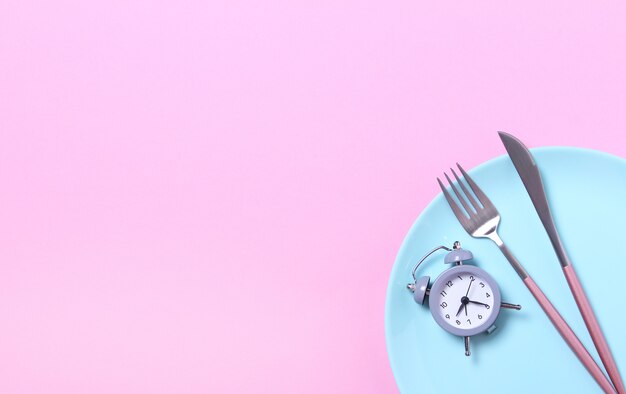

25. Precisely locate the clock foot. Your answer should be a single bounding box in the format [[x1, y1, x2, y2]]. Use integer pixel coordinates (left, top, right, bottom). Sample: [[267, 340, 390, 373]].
[[501, 302, 522, 310], [464, 336, 471, 356]]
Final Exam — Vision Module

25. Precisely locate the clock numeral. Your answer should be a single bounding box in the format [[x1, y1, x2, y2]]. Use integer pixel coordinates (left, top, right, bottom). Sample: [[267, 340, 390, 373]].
[[486, 292, 491, 298], [440, 302, 447, 308], [445, 314, 450, 319], [467, 319, 471, 325], [440, 290, 447, 297], [469, 275, 474, 280], [455, 320, 461, 325], [478, 314, 483, 319], [485, 304, 490, 309], [479, 282, 485, 288], [457, 275, 463, 280], [446, 280, 453, 288]]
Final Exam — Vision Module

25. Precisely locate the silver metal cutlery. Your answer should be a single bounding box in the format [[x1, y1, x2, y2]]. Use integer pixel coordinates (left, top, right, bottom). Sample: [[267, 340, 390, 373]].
[[438, 164, 616, 394]]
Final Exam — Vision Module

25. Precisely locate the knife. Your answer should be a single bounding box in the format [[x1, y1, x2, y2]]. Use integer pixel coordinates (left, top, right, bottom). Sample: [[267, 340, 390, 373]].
[[499, 131, 624, 394]]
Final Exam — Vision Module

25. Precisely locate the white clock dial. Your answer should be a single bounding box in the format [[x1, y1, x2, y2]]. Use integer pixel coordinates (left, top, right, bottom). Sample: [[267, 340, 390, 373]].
[[433, 272, 495, 330]]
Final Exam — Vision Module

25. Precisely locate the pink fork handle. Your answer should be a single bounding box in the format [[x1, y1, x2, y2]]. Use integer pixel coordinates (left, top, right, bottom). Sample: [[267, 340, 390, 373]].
[[523, 277, 616, 394], [563, 265, 625, 394]]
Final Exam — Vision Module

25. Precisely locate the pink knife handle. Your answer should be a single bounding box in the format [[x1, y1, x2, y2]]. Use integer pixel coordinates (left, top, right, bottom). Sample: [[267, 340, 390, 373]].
[[563, 265, 625, 394], [523, 276, 616, 394]]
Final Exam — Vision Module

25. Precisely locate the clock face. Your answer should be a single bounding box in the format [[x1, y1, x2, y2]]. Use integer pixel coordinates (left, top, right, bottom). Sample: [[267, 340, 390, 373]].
[[428, 265, 501, 336]]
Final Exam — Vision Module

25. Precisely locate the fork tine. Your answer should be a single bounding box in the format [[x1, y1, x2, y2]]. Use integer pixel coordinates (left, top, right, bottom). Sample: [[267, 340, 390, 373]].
[[451, 168, 481, 211], [444, 172, 474, 216], [437, 177, 470, 229], [456, 163, 495, 211]]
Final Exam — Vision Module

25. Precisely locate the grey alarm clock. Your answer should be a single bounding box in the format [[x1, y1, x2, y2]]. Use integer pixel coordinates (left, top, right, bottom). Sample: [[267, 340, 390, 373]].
[[407, 241, 521, 356]]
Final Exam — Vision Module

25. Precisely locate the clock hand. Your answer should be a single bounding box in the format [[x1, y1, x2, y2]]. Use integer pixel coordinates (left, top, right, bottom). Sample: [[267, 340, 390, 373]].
[[465, 278, 474, 297], [456, 302, 465, 317], [468, 300, 489, 308], [464, 304, 468, 316]]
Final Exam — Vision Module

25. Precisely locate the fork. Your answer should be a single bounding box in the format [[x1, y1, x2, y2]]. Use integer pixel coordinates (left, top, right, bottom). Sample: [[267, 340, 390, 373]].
[[438, 163, 616, 394]]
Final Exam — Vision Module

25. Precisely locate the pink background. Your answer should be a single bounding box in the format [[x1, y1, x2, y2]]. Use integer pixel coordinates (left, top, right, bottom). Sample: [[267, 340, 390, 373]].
[[1, 1, 626, 393]]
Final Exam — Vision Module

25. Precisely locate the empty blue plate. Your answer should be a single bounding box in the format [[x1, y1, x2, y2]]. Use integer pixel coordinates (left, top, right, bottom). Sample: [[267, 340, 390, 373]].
[[385, 147, 626, 394]]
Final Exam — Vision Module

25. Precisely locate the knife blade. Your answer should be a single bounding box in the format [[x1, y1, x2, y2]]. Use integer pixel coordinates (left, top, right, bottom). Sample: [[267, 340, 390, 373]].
[[498, 132, 570, 266]]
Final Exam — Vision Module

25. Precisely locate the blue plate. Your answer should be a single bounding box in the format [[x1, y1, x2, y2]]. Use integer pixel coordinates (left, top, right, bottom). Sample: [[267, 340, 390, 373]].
[[385, 147, 626, 394]]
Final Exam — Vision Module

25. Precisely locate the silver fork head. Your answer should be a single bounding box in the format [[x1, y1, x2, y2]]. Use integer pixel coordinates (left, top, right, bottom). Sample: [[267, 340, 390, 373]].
[[437, 163, 501, 239]]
